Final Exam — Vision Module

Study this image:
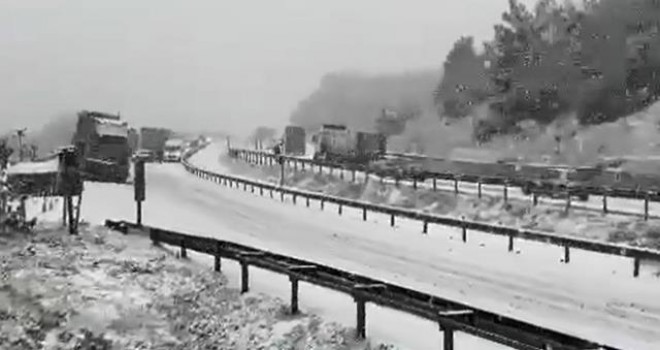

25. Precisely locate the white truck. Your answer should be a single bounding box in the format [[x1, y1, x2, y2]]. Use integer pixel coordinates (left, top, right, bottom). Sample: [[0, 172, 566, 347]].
[[163, 139, 185, 162]]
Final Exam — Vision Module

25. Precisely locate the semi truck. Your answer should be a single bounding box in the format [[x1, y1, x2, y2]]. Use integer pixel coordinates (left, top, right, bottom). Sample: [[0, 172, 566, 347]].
[[283, 126, 306, 155], [71, 110, 131, 183], [163, 139, 185, 162], [127, 127, 139, 156], [311, 124, 387, 163], [139, 127, 172, 162]]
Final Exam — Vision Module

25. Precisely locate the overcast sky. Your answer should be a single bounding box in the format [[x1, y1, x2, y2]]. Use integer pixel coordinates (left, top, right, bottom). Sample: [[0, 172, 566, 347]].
[[0, 0, 537, 136]]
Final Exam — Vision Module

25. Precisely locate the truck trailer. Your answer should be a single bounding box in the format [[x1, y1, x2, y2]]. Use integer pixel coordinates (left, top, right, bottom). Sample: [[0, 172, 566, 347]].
[[127, 127, 139, 156], [283, 126, 306, 155], [312, 124, 386, 164], [139, 127, 172, 162], [71, 110, 131, 183]]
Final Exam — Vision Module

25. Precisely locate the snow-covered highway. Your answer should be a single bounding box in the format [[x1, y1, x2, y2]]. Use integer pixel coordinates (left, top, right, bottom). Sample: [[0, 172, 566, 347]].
[[79, 144, 660, 350]]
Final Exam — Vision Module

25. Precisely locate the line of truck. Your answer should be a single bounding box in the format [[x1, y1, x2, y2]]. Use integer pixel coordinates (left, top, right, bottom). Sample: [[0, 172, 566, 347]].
[[270, 124, 386, 163], [71, 110, 208, 183]]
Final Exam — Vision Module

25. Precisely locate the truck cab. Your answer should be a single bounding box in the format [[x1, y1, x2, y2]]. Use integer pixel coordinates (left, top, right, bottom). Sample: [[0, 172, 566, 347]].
[[517, 164, 594, 201], [163, 139, 185, 162]]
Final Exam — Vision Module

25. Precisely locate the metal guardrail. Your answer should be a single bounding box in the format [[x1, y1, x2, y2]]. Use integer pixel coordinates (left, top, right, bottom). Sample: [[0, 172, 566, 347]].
[[181, 147, 660, 278], [232, 148, 660, 216], [104, 220, 620, 350]]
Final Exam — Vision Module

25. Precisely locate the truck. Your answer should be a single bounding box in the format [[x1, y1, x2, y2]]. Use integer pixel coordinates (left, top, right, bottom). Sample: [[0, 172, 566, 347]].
[[71, 110, 131, 183], [163, 139, 185, 162], [283, 126, 306, 155], [127, 128, 139, 156], [312, 124, 387, 164], [516, 163, 595, 201], [139, 127, 172, 162]]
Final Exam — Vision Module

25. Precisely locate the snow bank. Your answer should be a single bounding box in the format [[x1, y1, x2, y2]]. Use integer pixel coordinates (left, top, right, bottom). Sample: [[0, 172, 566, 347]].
[[0, 224, 398, 350], [214, 149, 660, 248]]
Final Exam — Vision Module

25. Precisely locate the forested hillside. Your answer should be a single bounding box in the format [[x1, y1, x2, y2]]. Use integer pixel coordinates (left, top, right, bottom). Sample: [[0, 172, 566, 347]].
[[289, 70, 440, 133], [437, 0, 660, 143], [291, 0, 660, 162]]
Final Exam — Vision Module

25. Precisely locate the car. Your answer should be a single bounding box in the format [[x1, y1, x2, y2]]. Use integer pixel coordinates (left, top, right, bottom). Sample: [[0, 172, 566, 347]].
[[133, 149, 156, 162]]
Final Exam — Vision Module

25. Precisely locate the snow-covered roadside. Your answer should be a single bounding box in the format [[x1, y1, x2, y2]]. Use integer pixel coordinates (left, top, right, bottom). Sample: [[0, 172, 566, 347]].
[[214, 146, 660, 249], [0, 223, 398, 350]]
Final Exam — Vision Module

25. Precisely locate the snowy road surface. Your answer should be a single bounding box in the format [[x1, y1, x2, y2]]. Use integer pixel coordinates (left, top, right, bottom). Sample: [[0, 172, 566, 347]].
[[79, 145, 660, 350]]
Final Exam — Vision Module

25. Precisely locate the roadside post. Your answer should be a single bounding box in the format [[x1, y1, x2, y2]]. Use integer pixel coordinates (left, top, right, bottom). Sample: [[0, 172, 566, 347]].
[[57, 147, 83, 234], [278, 155, 285, 187], [134, 158, 146, 226]]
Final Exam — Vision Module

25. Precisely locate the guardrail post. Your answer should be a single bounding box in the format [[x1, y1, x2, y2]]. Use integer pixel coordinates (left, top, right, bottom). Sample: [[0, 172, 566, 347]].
[[214, 241, 222, 272], [352, 170, 356, 182], [644, 195, 649, 221], [180, 239, 187, 259], [340, 170, 345, 180], [477, 181, 482, 199], [280, 191, 285, 202], [634, 257, 641, 278], [251, 184, 255, 193], [290, 276, 299, 314], [321, 199, 325, 210], [355, 297, 366, 340], [533, 193, 538, 206], [270, 189, 274, 198], [241, 260, 250, 293], [306, 197, 310, 207], [302, 162, 305, 171], [563, 245, 570, 264], [362, 207, 367, 221], [338, 204, 343, 215], [294, 161, 298, 172], [243, 182, 247, 191], [390, 214, 395, 227], [433, 178, 437, 191], [453, 179, 458, 195], [461, 216, 467, 242], [260, 187, 263, 196], [503, 183, 509, 202], [413, 178, 418, 190], [292, 194, 297, 204], [564, 191, 571, 212], [602, 193, 608, 214], [423, 220, 428, 234]]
